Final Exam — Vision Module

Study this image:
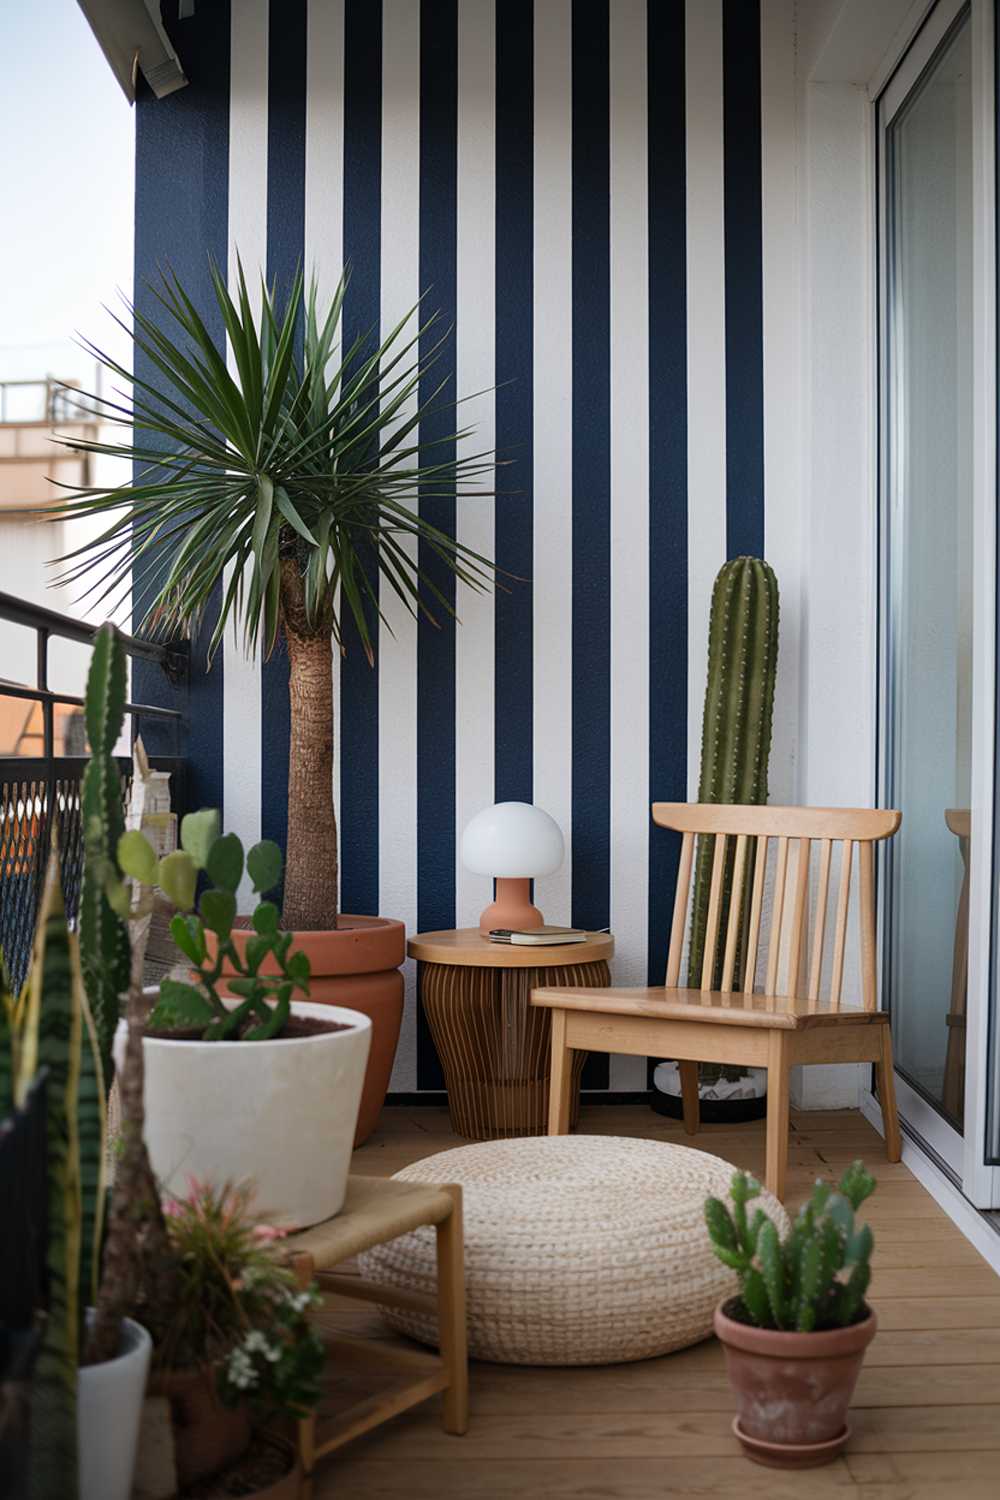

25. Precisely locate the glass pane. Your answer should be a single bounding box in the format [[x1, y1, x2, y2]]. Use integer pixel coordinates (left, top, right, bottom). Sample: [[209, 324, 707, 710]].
[[885, 12, 972, 1132]]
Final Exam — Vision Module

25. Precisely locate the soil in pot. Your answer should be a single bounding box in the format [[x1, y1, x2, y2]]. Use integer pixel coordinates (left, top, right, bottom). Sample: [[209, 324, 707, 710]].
[[181, 1433, 299, 1499], [714, 1297, 877, 1468], [145, 1014, 349, 1042]]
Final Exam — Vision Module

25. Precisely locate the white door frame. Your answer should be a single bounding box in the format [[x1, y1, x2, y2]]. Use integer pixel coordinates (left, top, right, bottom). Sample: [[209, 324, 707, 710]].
[[868, 0, 1000, 1209]]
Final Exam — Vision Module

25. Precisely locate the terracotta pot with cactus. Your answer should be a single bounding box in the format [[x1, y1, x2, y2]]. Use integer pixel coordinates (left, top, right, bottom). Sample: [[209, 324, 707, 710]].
[[50, 262, 496, 1142], [705, 1162, 878, 1469]]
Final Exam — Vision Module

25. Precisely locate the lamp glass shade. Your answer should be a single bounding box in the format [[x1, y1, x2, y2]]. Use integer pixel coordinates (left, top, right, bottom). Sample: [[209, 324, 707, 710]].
[[460, 802, 564, 879]]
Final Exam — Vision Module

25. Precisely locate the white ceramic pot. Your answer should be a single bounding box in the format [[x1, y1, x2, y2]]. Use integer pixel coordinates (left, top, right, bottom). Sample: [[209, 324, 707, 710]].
[[117, 1000, 371, 1229], [78, 1314, 152, 1500]]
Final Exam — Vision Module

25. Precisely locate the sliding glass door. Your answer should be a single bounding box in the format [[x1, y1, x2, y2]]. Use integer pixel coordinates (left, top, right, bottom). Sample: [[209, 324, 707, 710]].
[[878, 0, 1000, 1204]]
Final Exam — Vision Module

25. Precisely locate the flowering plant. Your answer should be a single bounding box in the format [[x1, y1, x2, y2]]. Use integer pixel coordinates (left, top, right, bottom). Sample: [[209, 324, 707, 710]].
[[158, 1179, 324, 1419]]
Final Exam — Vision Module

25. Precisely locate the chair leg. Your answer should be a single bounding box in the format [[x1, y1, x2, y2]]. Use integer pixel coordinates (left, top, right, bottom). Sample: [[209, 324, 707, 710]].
[[298, 1411, 316, 1500], [765, 1032, 791, 1202], [547, 1010, 573, 1134], [436, 1185, 468, 1436], [678, 1060, 700, 1136], [877, 1026, 903, 1164]]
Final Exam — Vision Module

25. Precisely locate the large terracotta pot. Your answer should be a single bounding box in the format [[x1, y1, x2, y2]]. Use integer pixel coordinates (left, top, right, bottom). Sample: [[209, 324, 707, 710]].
[[714, 1299, 877, 1468], [223, 916, 405, 1146], [149, 1365, 252, 1488]]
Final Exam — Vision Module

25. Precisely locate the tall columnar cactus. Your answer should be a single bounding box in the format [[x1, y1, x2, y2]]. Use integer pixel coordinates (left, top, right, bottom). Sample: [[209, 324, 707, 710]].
[[78, 622, 131, 1090], [705, 1163, 876, 1332], [688, 557, 779, 989]]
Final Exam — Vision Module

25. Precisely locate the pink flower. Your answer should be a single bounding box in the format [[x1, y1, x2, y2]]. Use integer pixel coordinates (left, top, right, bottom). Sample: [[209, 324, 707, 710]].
[[252, 1224, 287, 1243]]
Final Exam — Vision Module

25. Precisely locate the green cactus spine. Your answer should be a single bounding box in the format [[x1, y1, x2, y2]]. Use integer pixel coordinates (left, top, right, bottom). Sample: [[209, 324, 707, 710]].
[[688, 557, 779, 990], [704, 1163, 876, 1333], [79, 622, 131, 1091]]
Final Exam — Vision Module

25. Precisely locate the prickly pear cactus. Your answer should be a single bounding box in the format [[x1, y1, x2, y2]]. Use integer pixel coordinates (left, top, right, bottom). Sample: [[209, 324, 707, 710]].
[[78, 623, 131, 1091], [705, 1163, 876, 1332], [687, 557, 779, 990]]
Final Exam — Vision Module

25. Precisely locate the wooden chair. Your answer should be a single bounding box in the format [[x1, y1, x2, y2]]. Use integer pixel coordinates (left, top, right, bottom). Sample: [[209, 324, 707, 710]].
[[532, 804, 903, 1201]]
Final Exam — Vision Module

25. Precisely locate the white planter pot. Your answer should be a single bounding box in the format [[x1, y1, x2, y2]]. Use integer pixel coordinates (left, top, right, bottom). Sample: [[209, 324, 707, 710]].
[[78, 1314, 152, 1500], [116, 1000, 371, 1229]]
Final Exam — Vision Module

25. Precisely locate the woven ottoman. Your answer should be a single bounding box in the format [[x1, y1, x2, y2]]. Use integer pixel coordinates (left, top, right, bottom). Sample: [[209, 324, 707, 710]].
[[358, 1135, 788, 1365]]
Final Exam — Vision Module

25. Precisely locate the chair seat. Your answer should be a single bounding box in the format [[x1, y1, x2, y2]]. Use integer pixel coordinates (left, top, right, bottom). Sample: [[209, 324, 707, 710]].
[[530, 984, 890, 1030]]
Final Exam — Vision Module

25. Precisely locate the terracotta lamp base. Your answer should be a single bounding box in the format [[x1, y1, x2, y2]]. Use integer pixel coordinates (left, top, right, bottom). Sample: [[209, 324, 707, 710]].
[[478, 877, 543, 937]]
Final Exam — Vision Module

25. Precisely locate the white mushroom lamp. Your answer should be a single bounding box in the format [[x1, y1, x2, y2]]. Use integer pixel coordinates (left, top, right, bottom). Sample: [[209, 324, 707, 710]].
[[461, 802, 566, 937]]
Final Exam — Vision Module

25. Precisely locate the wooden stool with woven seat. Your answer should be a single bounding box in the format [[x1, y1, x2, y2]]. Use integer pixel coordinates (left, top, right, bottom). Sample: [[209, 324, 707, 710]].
[[533, 803, 904, 1201], [282, 1176, 467, 1497]]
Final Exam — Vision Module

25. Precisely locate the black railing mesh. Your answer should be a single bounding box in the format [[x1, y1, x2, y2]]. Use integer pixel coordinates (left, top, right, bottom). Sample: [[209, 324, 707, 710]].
[[0, 760, 185, 995]]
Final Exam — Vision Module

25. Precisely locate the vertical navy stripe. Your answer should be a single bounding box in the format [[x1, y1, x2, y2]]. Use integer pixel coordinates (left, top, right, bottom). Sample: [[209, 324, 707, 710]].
[[132, 0, 229, 814], [494, 0, 534, 804], [647, 0, 688, 1083], [260, 0, 307, 893], [416, 0, 459, 1090], [722, 0, 765, 560], [339, 0, 383, 917], [571, 0, 611, 1090]]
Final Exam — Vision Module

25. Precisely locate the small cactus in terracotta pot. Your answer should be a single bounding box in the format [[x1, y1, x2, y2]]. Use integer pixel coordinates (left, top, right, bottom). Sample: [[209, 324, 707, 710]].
[[705, 1163, 878, 1468]]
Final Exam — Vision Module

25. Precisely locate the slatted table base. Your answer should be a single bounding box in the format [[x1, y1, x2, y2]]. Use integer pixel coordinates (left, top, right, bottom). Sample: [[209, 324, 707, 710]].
[[420, 959, 610, 1138]]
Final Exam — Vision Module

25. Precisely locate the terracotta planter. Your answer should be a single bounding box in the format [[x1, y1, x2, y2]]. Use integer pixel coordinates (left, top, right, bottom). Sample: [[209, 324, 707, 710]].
[[222, 916, 404, 1146], [149, 1365, 252, 1487], [714, 1299, 877, 1468]]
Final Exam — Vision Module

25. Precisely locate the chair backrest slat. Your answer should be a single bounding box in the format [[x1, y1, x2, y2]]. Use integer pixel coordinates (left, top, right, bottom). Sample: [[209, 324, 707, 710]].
[[720, 833, 749, 993], [765, 836, 790, 996], [808, 838, 834, 1001], [858, 839, 878, 1012], [786, 837, 812, 998], [830, 840, 854, 1006], [701, 834, 728, 991], [665, 830, 695, 986], [742, 834, 768, 991], [652, 803, 900, 1007]]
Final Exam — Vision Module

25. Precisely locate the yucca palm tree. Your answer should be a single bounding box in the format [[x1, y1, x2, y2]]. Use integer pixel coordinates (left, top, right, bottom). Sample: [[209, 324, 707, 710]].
[[49, 263, 495, 931]]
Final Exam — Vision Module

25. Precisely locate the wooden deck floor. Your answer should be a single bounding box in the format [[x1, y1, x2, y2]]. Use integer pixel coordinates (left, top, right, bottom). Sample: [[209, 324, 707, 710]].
[[312, 1105, 1000, 1499]]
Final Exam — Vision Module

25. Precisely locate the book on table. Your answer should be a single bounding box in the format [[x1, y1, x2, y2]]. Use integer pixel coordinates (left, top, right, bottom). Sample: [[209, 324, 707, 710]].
[[488, 926, 588, 946]]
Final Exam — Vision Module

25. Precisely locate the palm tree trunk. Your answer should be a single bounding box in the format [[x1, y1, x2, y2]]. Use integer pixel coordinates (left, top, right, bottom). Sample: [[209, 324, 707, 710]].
[[280, 559, 340, 930]]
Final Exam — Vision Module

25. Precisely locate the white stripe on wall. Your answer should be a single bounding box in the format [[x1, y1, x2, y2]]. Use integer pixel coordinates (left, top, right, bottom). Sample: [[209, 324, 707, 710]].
[[684, 0, 727, 796], [305, 0, 346, 893], [225, 0, 268, 908], [380, 0, 422, 1091], [455, 0, 497, 929], [761, 0, 801, 806], [532, 0, 574, 926], [609, 0, 650, 1088]]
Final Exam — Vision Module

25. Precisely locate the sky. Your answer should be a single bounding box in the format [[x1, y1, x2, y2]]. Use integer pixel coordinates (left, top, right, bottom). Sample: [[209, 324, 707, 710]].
[[0, 0, 134, 400]]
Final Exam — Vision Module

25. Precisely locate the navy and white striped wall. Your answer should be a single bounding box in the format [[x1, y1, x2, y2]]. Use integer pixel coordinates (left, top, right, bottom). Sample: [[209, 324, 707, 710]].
[[135, 0, 799, 1096]]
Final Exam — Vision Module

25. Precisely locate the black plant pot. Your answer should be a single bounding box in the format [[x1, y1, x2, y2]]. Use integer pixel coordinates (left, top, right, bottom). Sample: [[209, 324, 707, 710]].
[[651, 1086, 767, 1125]]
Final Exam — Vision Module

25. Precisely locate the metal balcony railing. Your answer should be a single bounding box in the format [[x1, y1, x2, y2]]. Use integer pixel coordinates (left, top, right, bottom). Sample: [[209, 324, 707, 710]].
[[0, 592, 188, 991]]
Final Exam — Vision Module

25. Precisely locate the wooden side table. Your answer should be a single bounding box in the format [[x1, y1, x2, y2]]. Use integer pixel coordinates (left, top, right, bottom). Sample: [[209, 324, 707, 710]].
[[408, 928, 614, 1139], [283, 1176, 467, 1498]]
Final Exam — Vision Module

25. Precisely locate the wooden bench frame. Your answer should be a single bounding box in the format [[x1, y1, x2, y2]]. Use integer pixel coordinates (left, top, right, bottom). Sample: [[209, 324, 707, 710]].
[[283, 1176, 467, 1497]]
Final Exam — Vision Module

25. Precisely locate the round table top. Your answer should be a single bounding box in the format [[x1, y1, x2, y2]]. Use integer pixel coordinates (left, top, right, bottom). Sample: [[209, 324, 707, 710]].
[[407, 927, 614, 968]]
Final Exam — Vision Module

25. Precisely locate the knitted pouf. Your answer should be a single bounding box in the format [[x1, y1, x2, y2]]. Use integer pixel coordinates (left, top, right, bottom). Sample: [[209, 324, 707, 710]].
[[358, 1135, 788, 1366]]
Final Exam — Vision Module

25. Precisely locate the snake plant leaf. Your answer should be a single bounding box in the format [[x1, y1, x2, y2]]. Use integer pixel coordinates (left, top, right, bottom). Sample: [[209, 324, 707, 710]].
[[28, 858, 83, 1500]]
